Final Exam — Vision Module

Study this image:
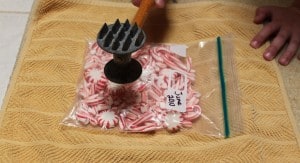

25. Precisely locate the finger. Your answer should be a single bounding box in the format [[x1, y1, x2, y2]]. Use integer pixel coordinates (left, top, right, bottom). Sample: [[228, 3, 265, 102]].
[[278, 37, 300, 65], [132, 0, 141, 7], [132, 0, 165, 8], [250, 22, 280, 49], [263, 29, 290, 61], [254, 6, 273, 24], [155, 0, 166, 8]]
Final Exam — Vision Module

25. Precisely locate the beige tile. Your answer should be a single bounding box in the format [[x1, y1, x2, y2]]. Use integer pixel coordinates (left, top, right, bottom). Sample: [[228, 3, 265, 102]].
[[0, 64, 14, 104], [0, 13, 29, 108], [0, 0, 34, 12], [0, 13, 29, 63]]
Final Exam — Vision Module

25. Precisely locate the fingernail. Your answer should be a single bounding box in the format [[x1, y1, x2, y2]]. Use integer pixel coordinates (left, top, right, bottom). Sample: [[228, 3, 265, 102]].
[[279, 58, 288, 66], [251, 40, 258, 48], [155, 0, 165, 8], [264, 52, 273, 60]]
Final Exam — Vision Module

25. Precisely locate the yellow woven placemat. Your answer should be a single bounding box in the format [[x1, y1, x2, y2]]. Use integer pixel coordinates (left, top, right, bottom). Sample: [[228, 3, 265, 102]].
[[1, 0, 300, 162]]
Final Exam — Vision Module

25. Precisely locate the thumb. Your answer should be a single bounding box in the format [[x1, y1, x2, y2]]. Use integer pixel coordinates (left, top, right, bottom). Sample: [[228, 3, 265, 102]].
[[155, 0, 166, 8], [132, 0, 141, 7], [132, 0, 166, 8]]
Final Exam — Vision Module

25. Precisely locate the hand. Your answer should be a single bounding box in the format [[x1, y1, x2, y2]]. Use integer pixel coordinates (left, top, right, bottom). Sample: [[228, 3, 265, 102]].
[[132, 0, 166, 8], [250, 5, 300, 66]]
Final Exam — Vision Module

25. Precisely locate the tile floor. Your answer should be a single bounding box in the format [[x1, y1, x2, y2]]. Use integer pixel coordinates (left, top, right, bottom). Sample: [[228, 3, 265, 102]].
[[0, 0, 34, 109]]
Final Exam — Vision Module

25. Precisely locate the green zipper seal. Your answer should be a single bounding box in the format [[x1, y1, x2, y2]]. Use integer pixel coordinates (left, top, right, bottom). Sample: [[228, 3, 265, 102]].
[[217, 36, 230, 138]]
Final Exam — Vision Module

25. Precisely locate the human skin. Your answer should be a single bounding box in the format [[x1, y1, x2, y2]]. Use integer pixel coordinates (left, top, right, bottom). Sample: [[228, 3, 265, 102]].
[[132, 0, 166, 8], [250, 1, 300, 66], [132, 0, 300, 66]]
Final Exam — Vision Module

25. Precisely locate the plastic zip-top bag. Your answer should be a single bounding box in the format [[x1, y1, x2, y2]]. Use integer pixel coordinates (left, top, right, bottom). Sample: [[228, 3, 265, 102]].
[[62, 35, 243, 138], [186, 35, 243, 138]]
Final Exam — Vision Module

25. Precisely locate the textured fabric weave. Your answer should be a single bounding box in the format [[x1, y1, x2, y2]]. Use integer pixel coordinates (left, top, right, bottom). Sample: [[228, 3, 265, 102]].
[[0, 0, 300, 162]]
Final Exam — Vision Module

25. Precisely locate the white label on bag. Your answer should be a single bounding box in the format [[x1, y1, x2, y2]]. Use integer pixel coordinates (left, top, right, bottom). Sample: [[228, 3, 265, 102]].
[[165, 70, 187, 112], [170, 45, 187, 57]]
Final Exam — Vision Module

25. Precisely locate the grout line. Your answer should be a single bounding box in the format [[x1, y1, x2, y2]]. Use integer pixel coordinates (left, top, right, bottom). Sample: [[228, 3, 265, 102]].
[[0, 11, 30, 14]]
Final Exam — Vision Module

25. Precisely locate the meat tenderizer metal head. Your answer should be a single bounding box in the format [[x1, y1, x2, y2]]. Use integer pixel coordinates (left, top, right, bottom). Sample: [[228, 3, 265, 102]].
[[97, 0, 155, 84]]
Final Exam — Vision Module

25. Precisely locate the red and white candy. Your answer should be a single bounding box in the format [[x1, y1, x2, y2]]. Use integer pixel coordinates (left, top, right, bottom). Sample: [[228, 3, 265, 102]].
[[97, 110, 119, 129], [73, 42, 202, 132]]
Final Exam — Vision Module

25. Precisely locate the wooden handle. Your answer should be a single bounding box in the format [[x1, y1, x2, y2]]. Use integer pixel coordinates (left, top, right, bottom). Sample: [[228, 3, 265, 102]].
[[133, 0, 155, 27]]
